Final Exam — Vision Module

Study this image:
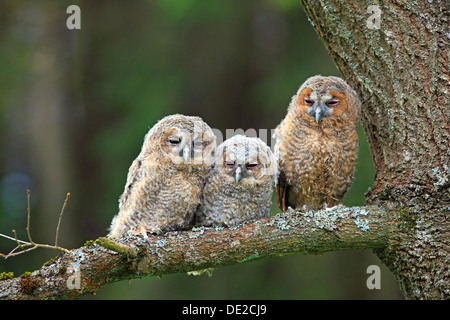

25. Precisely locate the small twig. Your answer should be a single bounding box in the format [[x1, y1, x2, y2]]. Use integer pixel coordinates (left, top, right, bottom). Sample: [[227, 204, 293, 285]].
[[7, 244, 37, 258], [13, 230, 30, 246], [26, 189, 34, 244], [1, 237, 71, 259], [55, 193, 71, 247], [0, 232, 30, 245], [0, 190, 72, 259], [7, 246, 21, 257], [6, 229, 33, 257]]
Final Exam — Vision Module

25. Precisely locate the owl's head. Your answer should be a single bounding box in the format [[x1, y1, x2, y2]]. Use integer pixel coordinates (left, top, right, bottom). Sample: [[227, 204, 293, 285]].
[[145, 114, 216, 168], [292, 75, 360, 125], [215, 135, 276, 185]]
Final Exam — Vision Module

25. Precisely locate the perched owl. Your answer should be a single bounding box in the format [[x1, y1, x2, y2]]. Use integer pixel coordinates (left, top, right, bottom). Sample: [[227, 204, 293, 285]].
[[108, 114, 216, 239], [195, 135, 277, 227], [274, 75, 361, 211]]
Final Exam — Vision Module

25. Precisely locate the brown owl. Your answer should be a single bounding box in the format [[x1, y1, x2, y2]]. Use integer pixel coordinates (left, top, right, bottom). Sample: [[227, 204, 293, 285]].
[[108, 114, 216, 239], [195, 135, 277, 227], [274, 75, 361, 211]]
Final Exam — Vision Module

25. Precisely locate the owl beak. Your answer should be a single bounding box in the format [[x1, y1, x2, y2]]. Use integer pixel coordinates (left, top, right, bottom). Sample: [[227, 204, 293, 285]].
[[182, 145, 190, 163], [235, 166, 242, 183], [315, 106, 322, 123]]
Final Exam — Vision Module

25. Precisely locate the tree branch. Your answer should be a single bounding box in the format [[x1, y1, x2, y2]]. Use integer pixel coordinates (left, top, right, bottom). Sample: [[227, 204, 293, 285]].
[[0, 191, 71, 259], [0, 205, 402, 300]]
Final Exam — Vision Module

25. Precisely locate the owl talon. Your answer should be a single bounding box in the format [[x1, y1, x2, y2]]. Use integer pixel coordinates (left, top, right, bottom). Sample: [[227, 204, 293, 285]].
[[142, 232, 151, 245], [149, 227, 163, 235], [133, 225, 151, 244], [141, 227, 163, 244]]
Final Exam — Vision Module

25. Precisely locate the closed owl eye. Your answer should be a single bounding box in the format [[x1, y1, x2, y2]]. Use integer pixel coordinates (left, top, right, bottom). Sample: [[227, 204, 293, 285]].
[[246, 163, 258, 169], [304, 98, 314, 106], [326, 99, 340, 107], [168, 137, 181, 145], [225, 161, 235, 167]]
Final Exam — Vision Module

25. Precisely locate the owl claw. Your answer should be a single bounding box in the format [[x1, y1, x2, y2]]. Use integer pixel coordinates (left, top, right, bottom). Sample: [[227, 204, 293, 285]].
[[142, 232, 150, 245], [152, 227, 163, 235], [142, 227, 163, 244]]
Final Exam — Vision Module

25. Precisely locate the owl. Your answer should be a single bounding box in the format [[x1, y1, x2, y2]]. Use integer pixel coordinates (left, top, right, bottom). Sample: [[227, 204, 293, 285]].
[[195, 135, 277, 227], [108, 114, 216, 239], [274, 75, 361, 211]]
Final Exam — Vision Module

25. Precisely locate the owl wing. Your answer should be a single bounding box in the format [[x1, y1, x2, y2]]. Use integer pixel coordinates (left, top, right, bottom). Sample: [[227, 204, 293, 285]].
[[119, 156, 161, 211], [118, 158, 142, 210]]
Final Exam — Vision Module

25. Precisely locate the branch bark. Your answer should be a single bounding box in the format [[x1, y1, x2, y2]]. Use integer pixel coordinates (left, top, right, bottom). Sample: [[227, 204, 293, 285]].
[[0, 205, 400, 300]]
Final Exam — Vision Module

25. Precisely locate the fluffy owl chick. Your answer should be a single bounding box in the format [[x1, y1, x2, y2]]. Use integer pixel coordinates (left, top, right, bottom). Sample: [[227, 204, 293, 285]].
[[274, 75, 361, 211], [196, 135, 277, 227], [108, 114, 216, 239]]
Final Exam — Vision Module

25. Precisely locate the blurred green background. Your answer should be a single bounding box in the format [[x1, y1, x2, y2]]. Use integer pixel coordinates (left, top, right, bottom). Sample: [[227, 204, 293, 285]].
[[0, 0, 403, 299]]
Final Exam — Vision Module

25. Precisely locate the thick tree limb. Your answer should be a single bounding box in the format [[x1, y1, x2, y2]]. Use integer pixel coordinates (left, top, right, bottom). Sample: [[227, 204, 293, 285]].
[[0, 205, 402, 300]]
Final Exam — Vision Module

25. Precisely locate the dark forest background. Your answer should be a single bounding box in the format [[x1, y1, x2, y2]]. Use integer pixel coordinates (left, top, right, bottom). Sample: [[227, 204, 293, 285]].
[[0, 0, 403, 299]]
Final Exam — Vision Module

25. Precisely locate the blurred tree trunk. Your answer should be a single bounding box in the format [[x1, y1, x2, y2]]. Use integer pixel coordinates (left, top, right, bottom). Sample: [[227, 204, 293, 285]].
[[300, 1, 449, 299], [21, 3, 79, 248]]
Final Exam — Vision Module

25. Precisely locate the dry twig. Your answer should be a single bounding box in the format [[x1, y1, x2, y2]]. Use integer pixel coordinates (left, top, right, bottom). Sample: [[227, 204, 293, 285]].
[[0, 190, 71, 259]]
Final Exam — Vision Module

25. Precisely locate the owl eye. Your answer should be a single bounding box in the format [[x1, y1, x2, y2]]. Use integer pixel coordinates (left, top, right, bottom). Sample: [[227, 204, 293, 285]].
[[326, 99, 340, 107], [304, 98, 314, 106], [168, 137, 181, 145], [246, 163, 259, 169], [225, 161, 235, 167]]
